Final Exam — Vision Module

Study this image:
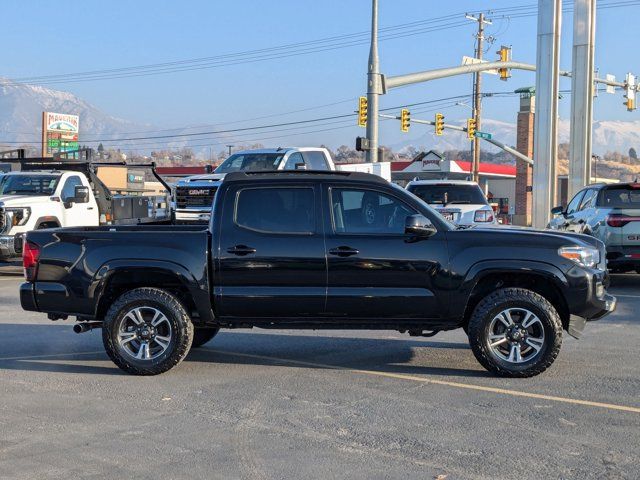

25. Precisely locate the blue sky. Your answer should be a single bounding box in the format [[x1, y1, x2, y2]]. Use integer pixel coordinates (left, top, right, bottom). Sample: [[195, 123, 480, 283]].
[[2, 0, 639, 152]]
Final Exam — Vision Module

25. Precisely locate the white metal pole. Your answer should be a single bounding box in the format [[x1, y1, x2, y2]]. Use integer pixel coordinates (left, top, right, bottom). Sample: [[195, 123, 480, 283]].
[[532, 0, 562, 229], [366, 0, 382, 163], [568, 0, 596, 198]]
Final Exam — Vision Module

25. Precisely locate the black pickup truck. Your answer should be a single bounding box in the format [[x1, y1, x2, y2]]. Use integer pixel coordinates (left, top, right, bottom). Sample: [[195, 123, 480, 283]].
[[20, 171, 616, 377]]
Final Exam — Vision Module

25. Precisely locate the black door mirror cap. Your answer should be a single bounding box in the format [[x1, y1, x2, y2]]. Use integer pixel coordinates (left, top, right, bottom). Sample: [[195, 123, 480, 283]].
[[73, 185, 90, 204], [405, 214, 437, 237]]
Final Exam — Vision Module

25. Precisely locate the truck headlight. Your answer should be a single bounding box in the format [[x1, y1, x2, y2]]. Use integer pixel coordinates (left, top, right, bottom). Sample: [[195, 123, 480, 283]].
[[558, 246, 600, 268], [6, 207, 31, 226]]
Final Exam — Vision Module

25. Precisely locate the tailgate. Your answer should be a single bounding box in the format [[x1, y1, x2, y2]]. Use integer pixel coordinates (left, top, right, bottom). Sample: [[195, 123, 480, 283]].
[[621, 208, 640, 246]]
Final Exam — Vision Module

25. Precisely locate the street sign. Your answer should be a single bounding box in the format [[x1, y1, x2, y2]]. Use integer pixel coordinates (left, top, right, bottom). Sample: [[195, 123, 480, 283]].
[[461, 56, 498, 75], [475, 131, 492, 140]]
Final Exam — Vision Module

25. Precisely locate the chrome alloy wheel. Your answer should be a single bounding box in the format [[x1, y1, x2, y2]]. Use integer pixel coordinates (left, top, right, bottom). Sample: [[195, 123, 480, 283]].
[[117, 307, 172, 361], [487, 308, 545, 364]]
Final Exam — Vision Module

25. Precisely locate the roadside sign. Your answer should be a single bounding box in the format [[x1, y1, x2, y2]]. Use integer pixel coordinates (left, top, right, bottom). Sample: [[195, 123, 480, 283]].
[[605, 74, 616, 94], [461, 56, 498, 75], [475, 131, 492, 140]]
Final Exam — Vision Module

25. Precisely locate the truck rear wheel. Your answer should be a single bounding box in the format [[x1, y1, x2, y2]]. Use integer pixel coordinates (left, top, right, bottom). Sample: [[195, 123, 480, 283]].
[[191, 328, 219, 348], [102, 288, 194, 375], [467, 288, 563, 378]]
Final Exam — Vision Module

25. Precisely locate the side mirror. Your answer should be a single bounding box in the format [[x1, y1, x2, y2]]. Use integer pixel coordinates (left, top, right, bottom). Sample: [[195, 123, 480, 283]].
[[73, 185, 90, 204], [295, 162, 307, 170], [550, 206, 564, 216], [405, 214, 437, 237]]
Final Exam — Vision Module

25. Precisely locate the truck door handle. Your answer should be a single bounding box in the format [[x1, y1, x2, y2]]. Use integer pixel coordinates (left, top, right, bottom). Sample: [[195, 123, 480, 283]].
[[227, 245, 256, 256], [329, 246, 359, 257]]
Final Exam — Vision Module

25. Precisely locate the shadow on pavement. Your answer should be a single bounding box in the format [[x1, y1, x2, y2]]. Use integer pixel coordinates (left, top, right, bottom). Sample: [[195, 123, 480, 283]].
[[0, 323, 485, 378]]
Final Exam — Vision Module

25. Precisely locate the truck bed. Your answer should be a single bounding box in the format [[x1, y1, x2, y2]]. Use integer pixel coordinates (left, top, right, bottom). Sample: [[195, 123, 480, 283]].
[[22, 225, 212, 322]]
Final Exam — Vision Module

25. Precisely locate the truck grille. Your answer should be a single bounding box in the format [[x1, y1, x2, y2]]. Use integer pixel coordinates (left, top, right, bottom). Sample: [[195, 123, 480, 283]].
[[175, 186, 218, 209], [0, 207, 5, 234]]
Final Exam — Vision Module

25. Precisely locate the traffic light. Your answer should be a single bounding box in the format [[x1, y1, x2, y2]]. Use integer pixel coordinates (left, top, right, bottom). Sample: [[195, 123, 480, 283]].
[[400, 109, 410, 132], [624, 73, 636, 112], [358, 96, 368, 127], [497, 45, 512, 81], [466, 118, 476, 140], [434, 113, 445, 136]]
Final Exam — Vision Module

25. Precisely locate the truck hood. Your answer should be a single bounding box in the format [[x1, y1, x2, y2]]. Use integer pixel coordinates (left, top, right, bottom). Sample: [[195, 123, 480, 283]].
[[470, 224, 603, 249], [0, 195, 51, 207], [178, 173, 226, 184]]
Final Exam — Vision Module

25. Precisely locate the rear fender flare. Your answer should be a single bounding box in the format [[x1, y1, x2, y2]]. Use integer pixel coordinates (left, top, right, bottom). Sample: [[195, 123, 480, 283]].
[[91, 259, 213, 324]]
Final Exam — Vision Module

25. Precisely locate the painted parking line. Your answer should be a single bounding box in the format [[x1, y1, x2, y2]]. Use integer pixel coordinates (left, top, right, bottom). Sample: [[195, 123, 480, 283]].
[[609, 293, 640, 299], [0, 350, 105, 362], [210, 349, 640, 415]]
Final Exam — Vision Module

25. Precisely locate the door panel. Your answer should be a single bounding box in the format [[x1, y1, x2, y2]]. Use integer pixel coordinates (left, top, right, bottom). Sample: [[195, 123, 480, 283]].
[[324, 185, 448, 320], [59, 175, 98, 227], [216, 183, 326, 318]]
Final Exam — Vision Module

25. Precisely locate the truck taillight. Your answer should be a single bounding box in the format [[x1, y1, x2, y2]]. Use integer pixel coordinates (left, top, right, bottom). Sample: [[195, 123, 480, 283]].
[[474, 210, 494, 223], [23, 241, 40, 282]]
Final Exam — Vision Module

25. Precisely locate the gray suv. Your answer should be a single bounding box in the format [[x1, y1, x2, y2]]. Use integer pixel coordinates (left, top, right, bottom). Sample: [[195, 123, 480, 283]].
[[548, 183, 640, 272]]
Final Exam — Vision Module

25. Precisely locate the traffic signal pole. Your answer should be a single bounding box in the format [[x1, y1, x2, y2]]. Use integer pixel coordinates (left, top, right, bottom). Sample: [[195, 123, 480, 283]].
[[365, 0, 382, 163]]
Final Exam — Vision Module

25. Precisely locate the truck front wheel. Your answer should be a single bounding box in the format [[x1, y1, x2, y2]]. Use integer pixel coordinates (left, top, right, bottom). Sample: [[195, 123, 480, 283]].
[[467, 288, 563, 378], [102, 288, 194, 375]]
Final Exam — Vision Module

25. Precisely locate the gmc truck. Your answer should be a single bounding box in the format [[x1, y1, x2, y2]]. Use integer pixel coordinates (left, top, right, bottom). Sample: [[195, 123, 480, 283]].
[[173, 147, 336, 223], [21, 171, 615, 377]]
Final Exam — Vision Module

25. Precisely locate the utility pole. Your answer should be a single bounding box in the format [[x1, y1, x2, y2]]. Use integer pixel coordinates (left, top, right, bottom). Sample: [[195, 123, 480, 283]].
[[365, 0, 382, 163], [466, 12, 492, 182], [226, 145, 234, 157]]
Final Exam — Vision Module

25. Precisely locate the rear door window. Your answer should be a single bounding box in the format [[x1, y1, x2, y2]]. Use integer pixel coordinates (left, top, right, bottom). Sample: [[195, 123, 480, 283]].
[[302, 151, 329, 170], [599, 185, 640, 208], [235, 187, 315, 234]]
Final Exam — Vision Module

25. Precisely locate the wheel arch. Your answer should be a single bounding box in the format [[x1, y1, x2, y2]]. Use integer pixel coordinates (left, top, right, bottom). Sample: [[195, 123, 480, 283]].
[[460, 261, 570, 331], [92, 260, 214, 325], [34, 216, 61, 229]]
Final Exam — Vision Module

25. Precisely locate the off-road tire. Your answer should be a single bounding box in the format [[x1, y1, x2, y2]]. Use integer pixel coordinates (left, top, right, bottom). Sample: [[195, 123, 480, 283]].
[[102, 288, 194, 375], [467, 287, 563, 378], [191, 328, 220, 348]]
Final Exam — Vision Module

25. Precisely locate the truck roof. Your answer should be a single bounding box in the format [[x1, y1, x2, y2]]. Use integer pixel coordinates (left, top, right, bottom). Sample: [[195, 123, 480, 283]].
[[223, 170, 388, 184], [232, 147, 327, 155], [407, 179, 480, 186]]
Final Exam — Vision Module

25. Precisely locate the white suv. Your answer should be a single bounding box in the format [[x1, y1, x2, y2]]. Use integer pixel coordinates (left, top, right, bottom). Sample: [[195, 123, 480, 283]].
[[406, 180, 496, 226]]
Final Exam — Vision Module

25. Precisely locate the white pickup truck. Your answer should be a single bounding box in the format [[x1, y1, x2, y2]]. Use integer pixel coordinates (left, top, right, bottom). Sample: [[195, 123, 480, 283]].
[[0, 160, 170, 260], [173, 147, 391, 223]]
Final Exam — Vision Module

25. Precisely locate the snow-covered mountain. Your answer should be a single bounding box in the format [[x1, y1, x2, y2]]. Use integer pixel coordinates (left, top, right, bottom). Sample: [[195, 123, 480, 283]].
[[392, 117, 640, 156], [0, 78, 156, 148], [1, 79, 638, 156]]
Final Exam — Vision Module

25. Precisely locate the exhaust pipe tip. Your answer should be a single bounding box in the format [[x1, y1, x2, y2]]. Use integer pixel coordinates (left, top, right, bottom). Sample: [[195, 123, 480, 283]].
[[73, 322, 102, 334]]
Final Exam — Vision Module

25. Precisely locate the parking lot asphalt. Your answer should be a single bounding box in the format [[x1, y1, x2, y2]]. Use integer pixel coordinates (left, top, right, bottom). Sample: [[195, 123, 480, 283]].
[[1, 274, 639, 480]]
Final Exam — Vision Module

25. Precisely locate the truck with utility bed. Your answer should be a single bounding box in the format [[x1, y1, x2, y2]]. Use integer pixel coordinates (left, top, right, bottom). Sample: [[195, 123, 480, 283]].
[[21, 171, 615, 377], [0, 155, 170, 260]]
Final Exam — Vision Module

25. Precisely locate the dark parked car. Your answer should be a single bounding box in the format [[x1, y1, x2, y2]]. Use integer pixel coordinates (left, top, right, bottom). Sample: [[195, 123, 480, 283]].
[[21, 171, 615, 377]]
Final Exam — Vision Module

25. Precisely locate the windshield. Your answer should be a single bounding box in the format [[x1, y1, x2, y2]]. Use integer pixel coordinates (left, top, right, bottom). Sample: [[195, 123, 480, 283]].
[[215, 153, 286, 173], [0, 175, 60, 196], [407, 184, 487, 205], [598, 185, 640, 208]]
